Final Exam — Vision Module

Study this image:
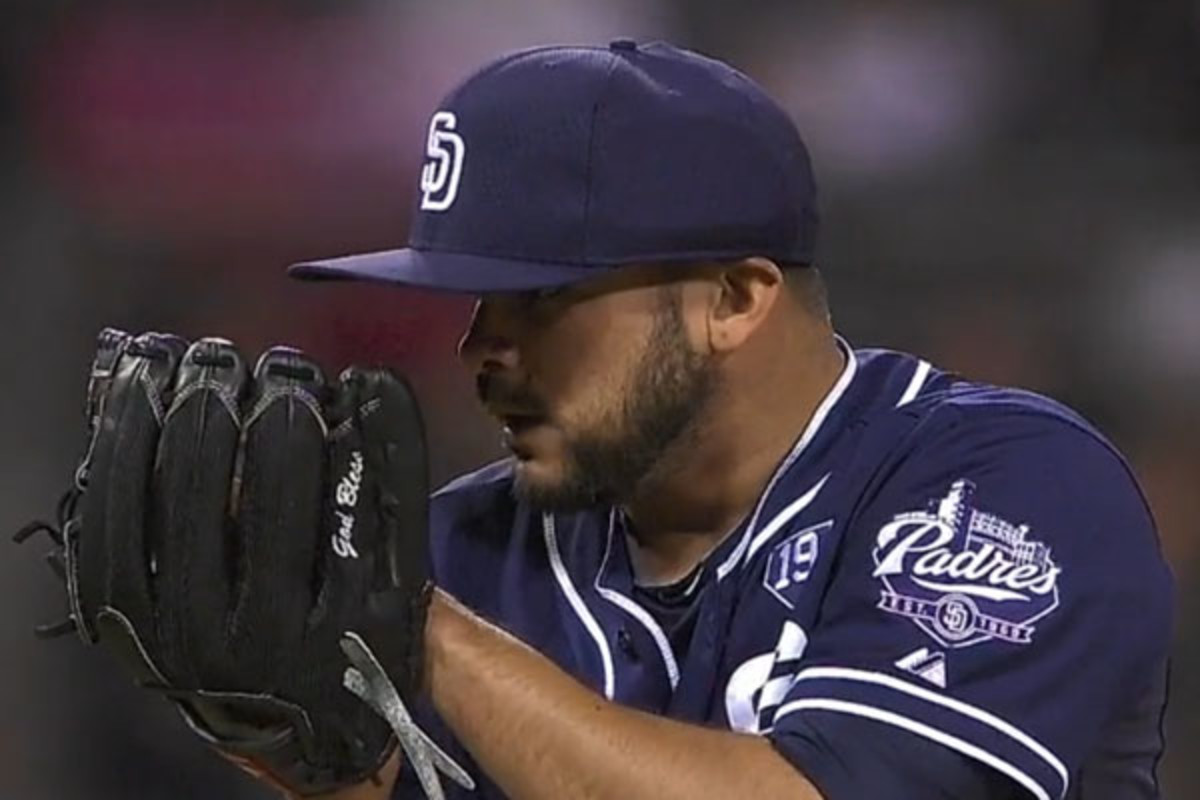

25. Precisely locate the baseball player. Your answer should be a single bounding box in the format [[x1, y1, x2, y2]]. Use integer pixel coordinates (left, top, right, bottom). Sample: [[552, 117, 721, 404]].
[[20, 40, 1171, 800]]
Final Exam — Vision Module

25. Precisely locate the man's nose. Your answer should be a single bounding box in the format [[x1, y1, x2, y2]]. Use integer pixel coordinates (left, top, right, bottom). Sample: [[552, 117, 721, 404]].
[[457, 297, 522, 371]]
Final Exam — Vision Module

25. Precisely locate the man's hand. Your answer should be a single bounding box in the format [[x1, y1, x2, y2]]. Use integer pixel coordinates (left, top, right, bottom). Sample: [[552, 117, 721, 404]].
[[317, 753, 403, 800], [289, 752, 402, 800]]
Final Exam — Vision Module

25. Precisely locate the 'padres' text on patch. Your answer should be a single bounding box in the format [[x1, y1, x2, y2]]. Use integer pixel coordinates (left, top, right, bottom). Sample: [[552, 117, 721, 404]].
[[871, 479, 1061, 649]]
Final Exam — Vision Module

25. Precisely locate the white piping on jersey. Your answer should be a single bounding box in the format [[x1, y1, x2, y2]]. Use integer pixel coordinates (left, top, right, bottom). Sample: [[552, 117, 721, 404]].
[[543, 514, 616, 700], [784, 667, 1068, 797], [773, 698, 1053, 800], [896, 359, 932, 407], [680, 564, 705, 595], [745, 473, 831, 563], [716, 339, 859, 581], [594, 512, 682, 690]]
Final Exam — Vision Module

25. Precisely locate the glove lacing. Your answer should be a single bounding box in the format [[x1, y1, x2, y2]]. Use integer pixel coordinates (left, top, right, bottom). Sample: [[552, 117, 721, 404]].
[[341, 632, 476, 800]]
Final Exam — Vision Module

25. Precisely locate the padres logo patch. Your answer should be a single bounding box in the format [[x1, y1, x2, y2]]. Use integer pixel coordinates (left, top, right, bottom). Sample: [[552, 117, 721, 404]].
[[872, 479, 1061, 649]]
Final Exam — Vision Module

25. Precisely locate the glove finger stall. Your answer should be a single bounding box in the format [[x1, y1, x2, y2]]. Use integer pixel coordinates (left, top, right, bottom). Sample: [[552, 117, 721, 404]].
[[77, 327, 133, 490], [228, 346, 328, 674], [154, 337, 248, 685], [79, 332, 187, 649], [312, 370, 379, 634], [340, 367, 430, 700]]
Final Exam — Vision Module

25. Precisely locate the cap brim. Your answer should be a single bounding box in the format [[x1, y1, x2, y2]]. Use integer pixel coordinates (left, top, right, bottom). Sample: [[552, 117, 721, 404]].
[[288, 248, 605, 293]]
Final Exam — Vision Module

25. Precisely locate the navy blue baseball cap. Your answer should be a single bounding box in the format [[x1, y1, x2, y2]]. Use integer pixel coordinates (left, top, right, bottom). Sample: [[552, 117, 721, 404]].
[[289, 40, 818, 293]]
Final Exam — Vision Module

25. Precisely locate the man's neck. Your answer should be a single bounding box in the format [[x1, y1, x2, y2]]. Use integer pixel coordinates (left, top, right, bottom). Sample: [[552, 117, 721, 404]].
[[622, 331, 845, 585]]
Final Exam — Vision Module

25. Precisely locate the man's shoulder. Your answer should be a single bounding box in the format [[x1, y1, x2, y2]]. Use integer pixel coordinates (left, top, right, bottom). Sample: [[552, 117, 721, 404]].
[[853, 347, 1116, 458], [840, 354, 1158, 555], [841, 348, 1146, 516], [433, 457, 516, 501], [429, 458, 519, 534], [903, 376, 1122, 464]]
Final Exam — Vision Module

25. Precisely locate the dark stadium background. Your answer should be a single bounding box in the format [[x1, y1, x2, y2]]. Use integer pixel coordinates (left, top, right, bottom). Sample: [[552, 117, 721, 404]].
[[1, 1, 1196, 797]]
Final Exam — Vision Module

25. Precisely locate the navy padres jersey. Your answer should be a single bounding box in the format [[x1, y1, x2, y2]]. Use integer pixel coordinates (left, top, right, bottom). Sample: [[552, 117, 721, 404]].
[[395, 343, 1172, 800]]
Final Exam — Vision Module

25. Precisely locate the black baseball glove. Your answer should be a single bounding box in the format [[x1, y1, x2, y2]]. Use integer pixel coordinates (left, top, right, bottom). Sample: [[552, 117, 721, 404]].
[[16, 329, 472, 798]]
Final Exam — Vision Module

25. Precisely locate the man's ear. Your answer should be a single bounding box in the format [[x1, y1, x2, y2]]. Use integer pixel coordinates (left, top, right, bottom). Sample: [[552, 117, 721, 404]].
[[707, 257, 783, 354]]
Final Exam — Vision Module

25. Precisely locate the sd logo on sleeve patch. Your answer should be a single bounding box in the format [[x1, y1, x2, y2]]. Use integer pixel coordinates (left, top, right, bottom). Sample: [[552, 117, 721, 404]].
[[872, 479, 1061, 649]]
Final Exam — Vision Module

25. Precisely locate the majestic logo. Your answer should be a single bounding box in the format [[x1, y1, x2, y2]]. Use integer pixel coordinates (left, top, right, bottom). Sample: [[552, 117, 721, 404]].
[[872, 479, 1061, 649], [725, 621, 809, 734], [763, 520, 831, 609], [420, 111, 465, 211], [894, 647, 947, 688], [332, 451, 364, 559]]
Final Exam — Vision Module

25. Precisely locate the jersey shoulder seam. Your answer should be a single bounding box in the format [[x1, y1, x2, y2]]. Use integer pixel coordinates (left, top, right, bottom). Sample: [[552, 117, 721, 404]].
[[431, 457, 515, 500], [895, 389, 1157, 524]]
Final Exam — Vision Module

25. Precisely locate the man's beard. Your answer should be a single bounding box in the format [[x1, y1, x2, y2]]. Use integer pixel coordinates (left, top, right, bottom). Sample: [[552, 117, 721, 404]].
[[515, 290, 716, 512]]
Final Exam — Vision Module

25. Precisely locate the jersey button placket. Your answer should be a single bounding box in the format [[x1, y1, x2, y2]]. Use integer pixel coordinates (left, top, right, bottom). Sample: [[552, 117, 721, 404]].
[[617, 628, 639, 661]]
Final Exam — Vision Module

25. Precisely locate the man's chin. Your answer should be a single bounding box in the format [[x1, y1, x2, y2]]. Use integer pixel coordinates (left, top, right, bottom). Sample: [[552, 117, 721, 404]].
[[511, 460, 601, 513]]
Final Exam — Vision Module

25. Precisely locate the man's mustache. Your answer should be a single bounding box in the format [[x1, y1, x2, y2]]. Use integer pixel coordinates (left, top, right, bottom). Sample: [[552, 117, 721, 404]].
[[476, 372, 546, 415]]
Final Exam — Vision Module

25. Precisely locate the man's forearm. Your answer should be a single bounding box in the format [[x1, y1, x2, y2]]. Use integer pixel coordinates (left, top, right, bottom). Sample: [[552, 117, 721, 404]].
[[425, 590, 822, 800]]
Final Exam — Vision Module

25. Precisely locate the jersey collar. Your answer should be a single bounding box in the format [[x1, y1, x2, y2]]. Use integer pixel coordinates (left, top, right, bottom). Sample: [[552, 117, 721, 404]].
[[712, 335, 858, 581]]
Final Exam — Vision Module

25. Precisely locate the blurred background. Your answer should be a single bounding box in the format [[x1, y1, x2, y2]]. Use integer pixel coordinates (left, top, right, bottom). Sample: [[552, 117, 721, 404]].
[[1, 0, 1195, 797]]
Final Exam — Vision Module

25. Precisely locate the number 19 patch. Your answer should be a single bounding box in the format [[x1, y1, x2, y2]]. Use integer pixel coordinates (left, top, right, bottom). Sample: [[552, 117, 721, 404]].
[[763, 520, 833, 609]]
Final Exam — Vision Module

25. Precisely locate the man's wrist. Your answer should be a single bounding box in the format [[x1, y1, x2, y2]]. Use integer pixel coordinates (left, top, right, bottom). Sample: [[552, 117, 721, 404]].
[[294, 750, 402, 800], [424, 588, 473, 676], [218, 744, 401, 800]]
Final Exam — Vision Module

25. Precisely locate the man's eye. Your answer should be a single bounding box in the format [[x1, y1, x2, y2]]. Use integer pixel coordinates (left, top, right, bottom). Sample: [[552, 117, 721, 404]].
[[518, 286, 567, 305]]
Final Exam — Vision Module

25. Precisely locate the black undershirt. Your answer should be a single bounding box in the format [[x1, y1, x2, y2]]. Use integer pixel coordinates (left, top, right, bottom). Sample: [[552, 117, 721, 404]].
[[631, 561, 707, 654]]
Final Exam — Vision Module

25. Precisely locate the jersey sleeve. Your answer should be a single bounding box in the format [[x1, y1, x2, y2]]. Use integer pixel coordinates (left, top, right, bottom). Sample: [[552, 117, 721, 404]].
[[768, 409, 1173, 800]]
